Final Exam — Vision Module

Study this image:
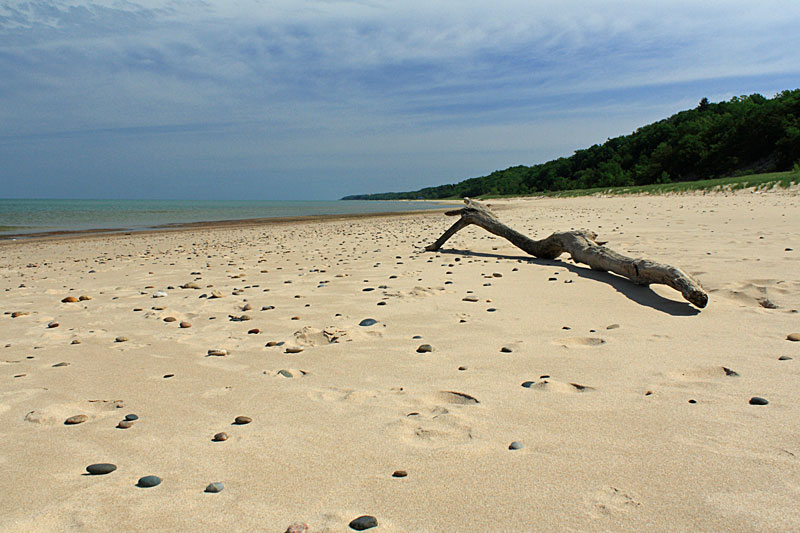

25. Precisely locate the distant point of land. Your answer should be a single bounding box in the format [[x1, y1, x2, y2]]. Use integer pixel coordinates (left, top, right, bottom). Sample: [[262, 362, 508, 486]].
[[343, 89, 800, 200]]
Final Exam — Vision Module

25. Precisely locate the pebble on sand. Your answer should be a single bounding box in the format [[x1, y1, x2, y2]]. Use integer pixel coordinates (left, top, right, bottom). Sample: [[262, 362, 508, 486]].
[[234, 416, 252, 425], [65, 414, 88, 425], [117, 420, 134, 429], [248, 328, 260, 334], [205, 482, 224, 493], [115, 336, 129, 342], [179, 321, 192, 328], [86, 463, 117, 475], [392, 470, 408, 478], [349, 515, 378, 531], [500, 346, 513, 353], [48, 321, 60, 328], [61, 296, 79, 303], [163, 316, 176, 322], [137, 475, 162, 488], [359, 318, 378, 327], [285, 346, 304, 354], [416, 344, 433, 353], [749, 396, 769, 405], [207, 349, 228, 356], [125, 414, 139, 421], [509, 441, 524, 450], [78, 295, 92, 301], [787, 333, 800, 342]]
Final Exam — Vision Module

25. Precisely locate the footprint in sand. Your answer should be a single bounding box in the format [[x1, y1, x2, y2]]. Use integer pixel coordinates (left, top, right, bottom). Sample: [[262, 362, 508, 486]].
[[554, 337, 606, 347], [589, 486, 642, 517], [308, 386, 406, 405], [663, 365, 741, 382], [386, 406, 476, 448], [23, 399, 124, 425], [523, 379, 595, 393]]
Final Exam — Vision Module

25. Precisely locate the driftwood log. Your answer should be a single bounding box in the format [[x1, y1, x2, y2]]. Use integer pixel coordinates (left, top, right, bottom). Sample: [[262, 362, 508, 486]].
[[424, 198, 708, 308]]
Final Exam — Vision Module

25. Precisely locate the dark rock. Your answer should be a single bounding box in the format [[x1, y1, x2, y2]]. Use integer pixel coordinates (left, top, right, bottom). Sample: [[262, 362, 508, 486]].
[[500, 346, 512, 353], [778, 355, 792, 360], [137, 475, 162, 488], [349, 515, 378, 530], [521, 381, 535, 388], [234, 416, 252, 425], [205, 482, 224, 493], [125, 414, 138, 421], [65, 414, 88, 425], [213, 432, 228, 442], [508, 441, 524, 450], [749, 396, 769, 405], [392, 470, 408, 477], [359, 318, 378, 327], [86, 463, 117, 475], [722, 367, 739, 377], [416, 344, 433, 353]]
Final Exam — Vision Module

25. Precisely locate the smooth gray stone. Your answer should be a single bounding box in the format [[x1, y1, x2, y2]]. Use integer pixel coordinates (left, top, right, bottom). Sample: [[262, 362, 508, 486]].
[[359, 318, 378, 327], [205, 482, 224, 493], [86, 463, 117, 475], [749, 396, 769, 405], [509, 441, 524, 450], [125, 414, 139, 421], [521, 381, 535, 388], [137, 475, 162, 488]]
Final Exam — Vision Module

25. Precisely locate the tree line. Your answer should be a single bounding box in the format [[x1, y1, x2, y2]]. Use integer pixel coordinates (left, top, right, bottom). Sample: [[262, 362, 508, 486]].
[[342, 89, 800, 200]]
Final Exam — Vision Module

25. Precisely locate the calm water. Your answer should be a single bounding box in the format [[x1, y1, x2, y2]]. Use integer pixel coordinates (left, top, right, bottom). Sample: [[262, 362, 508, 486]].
[[0, 199, 447, 237]]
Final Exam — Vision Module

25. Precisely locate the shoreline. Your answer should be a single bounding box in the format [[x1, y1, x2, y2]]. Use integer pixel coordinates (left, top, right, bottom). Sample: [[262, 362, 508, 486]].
[[0, 206, 454, 245]]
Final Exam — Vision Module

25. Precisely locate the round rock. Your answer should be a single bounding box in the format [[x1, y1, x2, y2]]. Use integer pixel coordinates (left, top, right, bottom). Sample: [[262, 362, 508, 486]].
[[349, 515, 378, 531], [749, 396, 769, 405], [213, 432, 229, 442], [234, 416, 252, 425], [125, 414, 139, 421], [86, 463, 117, 475], [65, 414, 88, 425], [179, 321, 192, 328], [205, 482, 224, 493], [137, 475, 162, 488], [416, 344, 433, 353], [117, 420, 134, 429]]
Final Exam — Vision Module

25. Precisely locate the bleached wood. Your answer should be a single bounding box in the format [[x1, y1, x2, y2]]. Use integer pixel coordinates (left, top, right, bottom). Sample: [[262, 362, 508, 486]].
[[424, 198, 708, 308]]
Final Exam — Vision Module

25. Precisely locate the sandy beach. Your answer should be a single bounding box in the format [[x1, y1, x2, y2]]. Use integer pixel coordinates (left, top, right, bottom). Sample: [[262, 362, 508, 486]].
[[1, 190, 799, 532]]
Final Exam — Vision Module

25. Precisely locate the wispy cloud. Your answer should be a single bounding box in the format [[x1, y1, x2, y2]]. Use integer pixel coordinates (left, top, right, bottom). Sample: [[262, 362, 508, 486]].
[[2, 0, 799, 198]]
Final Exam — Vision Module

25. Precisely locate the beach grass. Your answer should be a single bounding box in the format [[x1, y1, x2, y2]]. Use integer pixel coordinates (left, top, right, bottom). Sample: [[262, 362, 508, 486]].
[[478, 170, 800, 199]]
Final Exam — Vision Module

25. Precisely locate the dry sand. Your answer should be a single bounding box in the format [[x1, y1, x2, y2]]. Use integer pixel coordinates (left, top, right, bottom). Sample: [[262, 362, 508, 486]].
[[1, 190, 799, 532]]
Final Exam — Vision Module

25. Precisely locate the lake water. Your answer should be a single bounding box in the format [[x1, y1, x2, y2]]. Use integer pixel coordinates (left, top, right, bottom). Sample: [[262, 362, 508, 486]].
[[0, 199, 448, 238]]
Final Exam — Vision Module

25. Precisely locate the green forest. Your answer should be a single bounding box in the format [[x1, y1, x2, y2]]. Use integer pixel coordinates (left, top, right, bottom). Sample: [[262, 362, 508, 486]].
[[342, 89, 800, 200]]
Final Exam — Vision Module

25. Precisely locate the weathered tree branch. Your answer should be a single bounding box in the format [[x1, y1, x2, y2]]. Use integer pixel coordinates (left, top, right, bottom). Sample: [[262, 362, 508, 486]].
[[424, 198, 708, 308]]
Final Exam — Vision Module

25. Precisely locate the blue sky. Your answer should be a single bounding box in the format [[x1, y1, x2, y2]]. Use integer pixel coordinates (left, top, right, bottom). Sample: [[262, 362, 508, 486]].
[[2, 0, 799, 200]]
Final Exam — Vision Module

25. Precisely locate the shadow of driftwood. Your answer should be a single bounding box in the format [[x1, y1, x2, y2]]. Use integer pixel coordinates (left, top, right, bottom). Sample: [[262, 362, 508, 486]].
[[434, 248, 701, 316]]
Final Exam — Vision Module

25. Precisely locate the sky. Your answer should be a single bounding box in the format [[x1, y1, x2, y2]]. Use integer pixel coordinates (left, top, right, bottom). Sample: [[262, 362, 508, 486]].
[[2, 0, 799, 200]]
